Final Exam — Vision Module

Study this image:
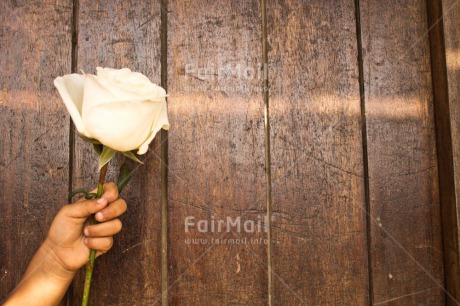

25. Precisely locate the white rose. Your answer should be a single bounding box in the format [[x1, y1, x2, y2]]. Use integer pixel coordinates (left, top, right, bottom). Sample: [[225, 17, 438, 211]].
[[54, 67, 169, 154]]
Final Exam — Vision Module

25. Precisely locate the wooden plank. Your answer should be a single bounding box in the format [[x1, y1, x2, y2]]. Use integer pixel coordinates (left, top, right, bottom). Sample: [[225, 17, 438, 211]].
[[0, 0, 73, 303], [432, 0, 460, 303], [360, 0, 445, 303], [167, 0, 267, 304], [442, 0, 460, 223], [71, 1, 163, 304], [267, 0, 369, 304], [160, 0, 169, 304]]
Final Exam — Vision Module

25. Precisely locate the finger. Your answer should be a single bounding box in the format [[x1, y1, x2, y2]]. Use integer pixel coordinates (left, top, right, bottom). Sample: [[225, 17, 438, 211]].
[[95, 198, 127, 222], [84, 219, 122, 237], [84, 236, 113, 253], [97, 182, 119, 205], [75, 182, 118, 206], [75, 187, 98, 202], [65, 198, 109, 219], [96, 250, 110, 257]]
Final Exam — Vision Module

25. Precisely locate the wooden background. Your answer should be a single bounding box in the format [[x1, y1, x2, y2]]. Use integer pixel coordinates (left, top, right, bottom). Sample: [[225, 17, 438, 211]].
[[1, 0, 460, 305]]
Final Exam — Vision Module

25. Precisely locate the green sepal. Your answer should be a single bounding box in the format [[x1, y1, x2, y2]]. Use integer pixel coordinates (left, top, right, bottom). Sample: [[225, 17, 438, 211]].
[[76, 132, 102, 145], [117, 162, 133, 193], [68, 188, 88, 202], [98, 146, 117, 170], [85, 193, 97, 200], [93, 144, 103, 156], [122, 151, 143, 164]]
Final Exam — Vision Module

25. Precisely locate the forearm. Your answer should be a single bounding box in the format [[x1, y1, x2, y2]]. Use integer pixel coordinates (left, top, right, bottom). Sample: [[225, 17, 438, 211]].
[[4, 240, 76, 306]]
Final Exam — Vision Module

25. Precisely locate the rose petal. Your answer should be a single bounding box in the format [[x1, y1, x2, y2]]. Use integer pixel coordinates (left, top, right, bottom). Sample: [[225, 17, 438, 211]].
[[82, 71, 166, 119], [82, 100, 163, 152], [82, 74, 117, 118], [137, 98, 170, 155], [96, 67, 145, 83], [54, 74, 86, 134], [96, 67, 166, 102]]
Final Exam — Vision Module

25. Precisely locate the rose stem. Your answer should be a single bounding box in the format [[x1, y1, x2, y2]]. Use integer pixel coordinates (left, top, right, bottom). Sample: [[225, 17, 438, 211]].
[[82, 163, 108, 306]]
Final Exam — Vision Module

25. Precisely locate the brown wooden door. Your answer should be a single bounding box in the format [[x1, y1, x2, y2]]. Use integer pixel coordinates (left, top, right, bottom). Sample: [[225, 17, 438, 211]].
[[2, 0, 460, 305]]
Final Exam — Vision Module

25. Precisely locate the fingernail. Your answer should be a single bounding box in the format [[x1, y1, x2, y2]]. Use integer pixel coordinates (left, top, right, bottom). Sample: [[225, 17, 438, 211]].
[[96, 212, 103, 221], [97, 197, 106, 205], [84, 228, 89, 236], [84, 238, 88, 245]]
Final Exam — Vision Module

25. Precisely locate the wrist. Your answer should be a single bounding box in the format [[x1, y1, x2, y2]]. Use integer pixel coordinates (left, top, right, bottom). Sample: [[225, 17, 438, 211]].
[[3, 240, 76, 305], [38, 239, 77, 281]]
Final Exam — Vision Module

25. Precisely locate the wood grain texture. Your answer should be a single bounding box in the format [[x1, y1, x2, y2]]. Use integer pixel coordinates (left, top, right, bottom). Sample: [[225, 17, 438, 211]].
[[426, 0, 460, 303], [71, 1, 163, 304], [0, 1, 457, 305], [443, 0, 460, 227], [167, 0, 267, 304], [435, 0, 460, 303], [267, 0, 369, 304], [0, 0, 72, 303], [360, 0, 445, 303]]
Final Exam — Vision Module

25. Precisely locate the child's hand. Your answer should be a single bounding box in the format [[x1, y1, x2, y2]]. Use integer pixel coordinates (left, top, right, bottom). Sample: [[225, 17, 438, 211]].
[[3, 182, 127, 305], [45, 182, 127, 272]]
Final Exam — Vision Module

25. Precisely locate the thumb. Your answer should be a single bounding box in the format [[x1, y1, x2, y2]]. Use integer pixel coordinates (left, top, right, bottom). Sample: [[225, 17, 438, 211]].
[[65, 197, 108, 219]]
